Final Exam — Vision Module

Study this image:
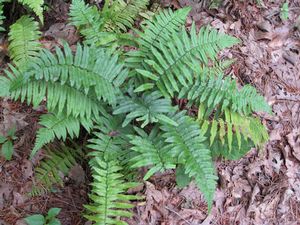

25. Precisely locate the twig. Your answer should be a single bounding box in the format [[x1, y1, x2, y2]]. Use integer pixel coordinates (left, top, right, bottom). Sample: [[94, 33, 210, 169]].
[[165, 206, 192, 225]]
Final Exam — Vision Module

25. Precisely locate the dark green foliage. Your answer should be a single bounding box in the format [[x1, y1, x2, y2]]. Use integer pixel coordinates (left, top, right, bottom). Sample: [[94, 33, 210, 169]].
[[161, 112, 217, 209], [129, 18, 239, 96], [30, 145, 80, 196]]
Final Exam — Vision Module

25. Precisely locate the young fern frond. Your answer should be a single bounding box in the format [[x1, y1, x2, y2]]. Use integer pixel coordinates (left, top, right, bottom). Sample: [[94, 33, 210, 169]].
[[113, 91, 177, 128], [129, 126, 176, 180], [84, 157, 140, 225], [8, 16, 41, 71], [32, 114, 93, 157], [31, 145, 80, 196], [17, 0, 44, 22], [160, 112, 217, 209]]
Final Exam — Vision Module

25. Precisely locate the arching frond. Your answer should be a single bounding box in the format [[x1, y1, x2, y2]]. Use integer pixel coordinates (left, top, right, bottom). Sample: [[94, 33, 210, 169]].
[[32, 114, 93, 157], [160, 112, 218, 209], [179, 74, 270, 155], [134, 23, 239, 97]]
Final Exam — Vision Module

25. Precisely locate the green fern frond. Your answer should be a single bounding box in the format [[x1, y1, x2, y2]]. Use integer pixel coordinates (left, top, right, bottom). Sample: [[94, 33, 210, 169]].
[[178, 73, 270, 156], [104, 0, 149, 32], [114, 91, 177, 128], [87, 128, 128, 160], [137, 7, 191, 54], [30, 145, 79, 196], [69, 0, 115, 46], [26, 43, 128, 106], [88, 114, 138, 182], [160, 111, 217, 209], [134, 23, 239, 97], [126, 7, 191, 69], [69, 0, 136, 47], [8, 76, 102, 119], [69, 0, 101, 28], [18, 0, 44, 22], [180, 75, 271, 115], [84, 157, 141, 225], [4, 43, 127, 117], [31, 114, 93, 157], [129, 126, 176, 180], [8, 16, 41, 70]]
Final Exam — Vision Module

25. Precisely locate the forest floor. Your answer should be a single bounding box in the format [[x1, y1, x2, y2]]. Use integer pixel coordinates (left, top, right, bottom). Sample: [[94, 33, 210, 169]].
[[0, 0, 300, 224]]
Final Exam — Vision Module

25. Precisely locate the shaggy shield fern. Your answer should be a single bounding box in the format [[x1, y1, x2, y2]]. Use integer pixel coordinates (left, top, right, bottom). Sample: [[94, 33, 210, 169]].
[[0, 2, 271, 223]]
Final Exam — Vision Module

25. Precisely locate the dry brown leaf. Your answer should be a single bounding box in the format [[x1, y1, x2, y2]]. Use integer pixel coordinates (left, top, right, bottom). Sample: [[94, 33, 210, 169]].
[[0, 183, 13, 209], [44, 23, 79, 45], [68, 164, 85, 185]]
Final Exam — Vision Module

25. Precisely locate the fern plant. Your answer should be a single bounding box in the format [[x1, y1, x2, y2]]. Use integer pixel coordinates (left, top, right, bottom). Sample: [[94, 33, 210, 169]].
[[0, 2, 272, 224]]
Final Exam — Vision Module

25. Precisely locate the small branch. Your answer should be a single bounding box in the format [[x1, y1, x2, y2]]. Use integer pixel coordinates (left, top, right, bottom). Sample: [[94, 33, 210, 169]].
[[165, 206, 192, 225]]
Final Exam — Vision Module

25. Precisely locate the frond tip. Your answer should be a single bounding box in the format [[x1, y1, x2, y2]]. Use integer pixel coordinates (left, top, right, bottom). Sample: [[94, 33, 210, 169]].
[[31, 114, 93, 158], [17, 0, 44, 22]]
